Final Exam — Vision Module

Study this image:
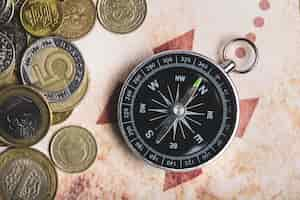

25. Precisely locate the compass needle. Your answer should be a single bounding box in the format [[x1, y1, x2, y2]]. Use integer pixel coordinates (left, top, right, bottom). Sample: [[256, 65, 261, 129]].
[[149, 114, 167, 122], [167, 85, 175, 103], [158, 91, 172, 106], [181, 118, 195, 133], [152, 99, 168, 108], [178, 120, 186, 139], [187, 103, 204, 110], [173, 119, 178, 141], [186, 116, 202, 127], [175, 84, 180, 102], [148, 108, 168, 114], [186, 111, 206, 116]]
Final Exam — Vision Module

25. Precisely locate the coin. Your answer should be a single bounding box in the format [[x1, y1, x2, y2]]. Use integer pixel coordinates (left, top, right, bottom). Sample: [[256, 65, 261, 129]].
[[0, 70, 19, 88], [0, 0, 14, 25], [20, 0, 62, 37], [20, 37, 87, 112], [1, 24, 28, 69], [51, 68, 89, 112], [50, 126, 97, 173], [55, 0, 96, 40], [97, 0, 147, 34], [0, 0, 9, 15], [0, 85, 51, 146], [52, 109, 73, 125], [0, 32, 15, 78], [0, 148, 57, 200]]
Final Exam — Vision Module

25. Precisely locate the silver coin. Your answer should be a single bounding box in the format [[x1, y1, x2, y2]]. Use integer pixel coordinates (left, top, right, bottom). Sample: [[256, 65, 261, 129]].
[[1, 25, 28, 68], [0, 32, 15, 74], [0, 0, 14, 25], [20, 37, 86, 103], [0, 0, 9, 15]]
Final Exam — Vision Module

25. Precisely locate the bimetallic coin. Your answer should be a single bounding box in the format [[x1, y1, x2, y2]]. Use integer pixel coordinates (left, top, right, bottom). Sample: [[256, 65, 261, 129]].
[[50, 126, 97, 173], [1, 24, 28, 69], [0, 85, 51, 146], [52, 109, 73, 125], [55, 0, 96, 40], [20, 37, 86, 112], [0, 32, 15, 78], [0, 148, 57, 200], [97, 0, 147, 34], [20, 0, 62, 37], [0, 0, 14, 25]]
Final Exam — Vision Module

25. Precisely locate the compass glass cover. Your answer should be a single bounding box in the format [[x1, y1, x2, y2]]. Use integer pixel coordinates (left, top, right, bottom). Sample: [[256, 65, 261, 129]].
[[118, 51, 238, 170]]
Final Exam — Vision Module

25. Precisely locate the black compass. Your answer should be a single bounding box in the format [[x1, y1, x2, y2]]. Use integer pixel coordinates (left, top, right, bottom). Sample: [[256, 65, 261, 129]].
[[118, 50, 241, 171]]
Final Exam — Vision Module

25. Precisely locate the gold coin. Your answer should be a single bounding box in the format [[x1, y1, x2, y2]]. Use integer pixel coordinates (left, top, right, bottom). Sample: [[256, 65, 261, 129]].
[[50, 125, 97, 173], [97, 0, 147, 34], [55, 0, 96, 40], [52, 109, 73, 125], [50, 69, 89, 112], [20, 0, 62, 37], [0, 148, 57, 200], [0, 85, 51, 147]]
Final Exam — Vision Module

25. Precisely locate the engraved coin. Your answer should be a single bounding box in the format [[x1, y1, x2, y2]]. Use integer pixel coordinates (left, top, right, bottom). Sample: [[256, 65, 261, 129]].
[[52, 109, 73, 125], [97, 0, 147, 34], [0, 0, 14, 25], [55, 0, 96, 40], [50, 126, 97, 173], [0, 148, 57, 200], [0, 32, 15, 78], [20, 0, 62, 37], [1, 24, 28, 69], [0, 0, 9, 15], [20, 37, 86, 112], [0, 85, 51, 146]]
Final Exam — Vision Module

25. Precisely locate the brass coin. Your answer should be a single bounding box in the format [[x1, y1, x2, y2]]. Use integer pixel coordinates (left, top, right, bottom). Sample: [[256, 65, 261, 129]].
[[20, 37, 87, 112], [20, 0, 62, 37], [97, 0, 147, 34], [0, 85, 51, 147], [0, 148, 57, 200], [52, 109, 73, 125], [0, 32, 15, 79], [0, 0, 14, 25], [50, 125, 97, 173], [55, 0, 96, 40]]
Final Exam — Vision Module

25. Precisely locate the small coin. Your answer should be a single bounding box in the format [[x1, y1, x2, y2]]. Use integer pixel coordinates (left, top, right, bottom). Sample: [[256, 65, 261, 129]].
[[0, 148, 57, 200], [20, 37, 87, 112], [20, 0, 62, 37], [52, 109, 73, 125], [0, 32, 15, 78], [0, 85, 51, 146], [55, 0, 96, 40], [97, 0, 147, 34], [1, 24, 28, 69], [0, 0, 14, 25], [50, 125, 97, 173]]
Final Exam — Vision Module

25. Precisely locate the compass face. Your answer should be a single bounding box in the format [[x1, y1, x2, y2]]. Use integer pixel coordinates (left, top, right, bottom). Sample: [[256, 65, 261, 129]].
[[118, 51, 239, 171]]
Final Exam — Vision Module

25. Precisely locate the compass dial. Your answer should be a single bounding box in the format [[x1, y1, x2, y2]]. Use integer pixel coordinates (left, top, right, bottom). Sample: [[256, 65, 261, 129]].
[[118, 51, 239, 171]]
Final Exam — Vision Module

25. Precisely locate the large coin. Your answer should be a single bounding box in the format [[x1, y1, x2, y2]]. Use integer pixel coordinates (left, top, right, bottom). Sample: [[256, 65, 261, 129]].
[[1, 24, 28, 69], [0, 85, 51, 146], [50, 126, 97, 173], [0, 148, 57, 200], [52, 109, 73, 125], [55, 0, 96, 40], [0, 32, 15, 78], [20, 0, 62, 37], [97, 0, 147, 34], [0, 0, 14, 25], [20, 37, 86, 112]]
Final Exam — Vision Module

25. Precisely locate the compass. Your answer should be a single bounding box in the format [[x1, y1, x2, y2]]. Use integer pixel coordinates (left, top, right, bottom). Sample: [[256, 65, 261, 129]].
[[118, 39, 258, 171]]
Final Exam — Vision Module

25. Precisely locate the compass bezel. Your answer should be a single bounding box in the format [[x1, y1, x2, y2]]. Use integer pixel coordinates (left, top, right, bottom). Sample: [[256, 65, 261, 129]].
[[118, 50, 240, 171]]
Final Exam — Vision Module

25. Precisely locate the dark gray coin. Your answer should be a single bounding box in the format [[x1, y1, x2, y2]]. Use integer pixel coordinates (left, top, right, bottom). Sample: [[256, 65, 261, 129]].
[[0, 32, 15, 74], [0, 0, 14, 25], [0, 0, 9, 15], [1, 25, 28, 69]]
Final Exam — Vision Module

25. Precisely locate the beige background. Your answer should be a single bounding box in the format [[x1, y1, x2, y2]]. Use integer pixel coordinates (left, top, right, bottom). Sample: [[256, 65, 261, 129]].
[[2, 0, 300, 199]]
